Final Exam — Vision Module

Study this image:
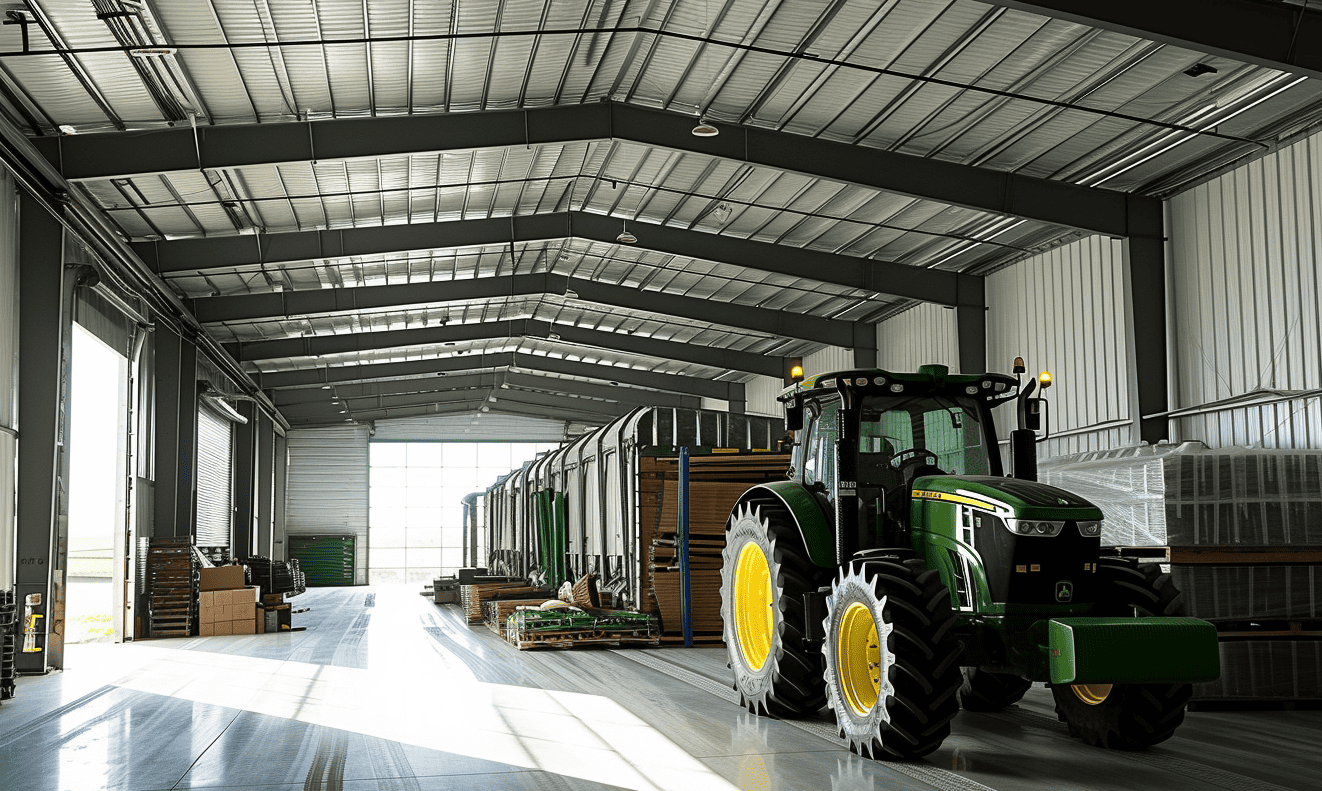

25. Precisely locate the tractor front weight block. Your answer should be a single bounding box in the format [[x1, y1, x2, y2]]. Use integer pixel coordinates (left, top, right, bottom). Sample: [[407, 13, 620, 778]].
[[1046, 617, 1220, 685]]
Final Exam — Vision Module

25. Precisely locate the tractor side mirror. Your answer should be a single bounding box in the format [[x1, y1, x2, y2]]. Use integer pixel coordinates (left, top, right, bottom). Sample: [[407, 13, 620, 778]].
[[1023, 397, 1044, 432], [785, 397, 804, 431]]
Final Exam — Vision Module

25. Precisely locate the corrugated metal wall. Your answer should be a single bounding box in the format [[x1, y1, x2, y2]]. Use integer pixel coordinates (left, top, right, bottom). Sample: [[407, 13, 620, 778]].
[[987, 235, 1134, 456], [876, 303, 960, 372], [286, 425, 370, 584], [804, 345, 854, 377], [745, 376, 782, 417], [1168, 132, 1322, 448], [372, 413, 568, 442]]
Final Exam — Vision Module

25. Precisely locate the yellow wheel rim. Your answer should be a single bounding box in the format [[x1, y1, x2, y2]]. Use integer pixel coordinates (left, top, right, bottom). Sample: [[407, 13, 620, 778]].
[[734, 541, 774, 671], [837, 602, 882, 715], [1072, 683, 1113, 705]]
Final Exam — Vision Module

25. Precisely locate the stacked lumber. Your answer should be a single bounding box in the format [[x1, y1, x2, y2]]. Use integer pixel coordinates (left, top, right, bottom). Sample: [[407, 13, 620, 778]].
[[505, 608, 660, 650], [146, 537, 197, 637], [460, 582, 548, 623], [639, 453, 790, 643], [483, 598, 554, 637]]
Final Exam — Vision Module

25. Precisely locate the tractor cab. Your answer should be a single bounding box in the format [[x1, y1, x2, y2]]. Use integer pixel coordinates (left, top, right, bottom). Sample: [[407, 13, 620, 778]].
[[785, 364, 1017, 562]]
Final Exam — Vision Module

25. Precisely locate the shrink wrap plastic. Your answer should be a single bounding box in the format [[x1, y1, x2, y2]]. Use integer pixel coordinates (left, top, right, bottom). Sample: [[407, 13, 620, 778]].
[[1039, 442, 1322, 547], [1171, 565, 1322, 622], [1194, 640, 1322, 700]]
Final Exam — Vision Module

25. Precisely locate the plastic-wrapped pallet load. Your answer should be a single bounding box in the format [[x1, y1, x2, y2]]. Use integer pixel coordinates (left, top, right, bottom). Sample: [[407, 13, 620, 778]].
[[1040, 441, 1322, 548], [1040, 441, 1322, 705]]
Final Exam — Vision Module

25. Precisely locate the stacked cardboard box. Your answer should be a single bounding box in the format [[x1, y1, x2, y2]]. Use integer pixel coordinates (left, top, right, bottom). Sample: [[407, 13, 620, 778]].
[[199, 586, 259, 636], [258, 593, 292, 633]]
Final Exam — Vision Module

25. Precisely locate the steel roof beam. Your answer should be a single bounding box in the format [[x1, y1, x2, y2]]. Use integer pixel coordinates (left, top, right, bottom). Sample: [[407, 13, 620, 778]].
[[288, 398, 617, 427], [138, 211, 967, 307], [272, 370, 702, 410], [193, 271, 859, 348], [280, 386, 634, 421], [254, 351, 743, 401], [41, 102, 1138, 236], [226, 317, 785, 378], [989, 1, 1322, 82]]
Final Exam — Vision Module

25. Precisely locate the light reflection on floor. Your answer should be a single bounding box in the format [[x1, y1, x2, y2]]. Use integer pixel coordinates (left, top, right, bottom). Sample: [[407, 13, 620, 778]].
[[80, 589, 744, 791]]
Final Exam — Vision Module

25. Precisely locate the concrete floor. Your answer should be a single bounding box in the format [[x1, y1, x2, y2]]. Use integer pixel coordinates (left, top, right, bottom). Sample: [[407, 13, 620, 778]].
[[1, 585, 1317, 791]]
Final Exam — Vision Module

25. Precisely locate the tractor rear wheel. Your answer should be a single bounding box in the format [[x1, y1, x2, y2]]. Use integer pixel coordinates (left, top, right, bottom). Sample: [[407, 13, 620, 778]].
[[719, 499, 827, 717], [1050, 560, 1193, 750], [822, 557, 963, 760], [958, 668, 1032, 712]]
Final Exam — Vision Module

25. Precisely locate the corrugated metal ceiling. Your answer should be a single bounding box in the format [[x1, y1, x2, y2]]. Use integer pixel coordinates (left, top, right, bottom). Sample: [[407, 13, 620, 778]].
[[4, 0, 1320, 425]]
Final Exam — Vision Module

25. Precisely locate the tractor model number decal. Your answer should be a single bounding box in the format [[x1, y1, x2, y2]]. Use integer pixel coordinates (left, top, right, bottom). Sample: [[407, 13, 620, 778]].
[[912, 490, 996, 513]]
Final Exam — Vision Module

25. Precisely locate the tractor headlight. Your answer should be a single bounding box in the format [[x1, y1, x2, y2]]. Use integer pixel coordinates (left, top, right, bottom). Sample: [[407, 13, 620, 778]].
[[1077, 521, 1102, 537], [1006, 519, 1065, 537]]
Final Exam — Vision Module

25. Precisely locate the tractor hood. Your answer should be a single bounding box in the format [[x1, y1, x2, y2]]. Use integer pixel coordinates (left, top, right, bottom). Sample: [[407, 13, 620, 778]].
[[910, 475, 1104, 521]]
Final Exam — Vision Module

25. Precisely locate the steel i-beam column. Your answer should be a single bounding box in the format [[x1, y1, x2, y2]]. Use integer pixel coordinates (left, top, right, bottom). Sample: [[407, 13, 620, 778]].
[[852, 322, 878, 369], [1123, 198, 1169, 445], [15, 193, 66, 673], [957, 274, 987, 375], [256, 411, 275, 557], [153, 327, 199, 539], [272, 431, 287, 561], [231, 401, 256, 558]]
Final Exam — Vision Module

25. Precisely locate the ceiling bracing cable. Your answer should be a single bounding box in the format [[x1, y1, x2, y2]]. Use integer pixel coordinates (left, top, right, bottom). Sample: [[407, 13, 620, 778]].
[[0, 26, 1267, 148]]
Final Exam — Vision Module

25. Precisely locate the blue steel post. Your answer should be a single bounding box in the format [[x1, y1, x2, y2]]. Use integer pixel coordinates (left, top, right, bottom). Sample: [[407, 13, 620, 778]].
[[679, 447, 692, 647]]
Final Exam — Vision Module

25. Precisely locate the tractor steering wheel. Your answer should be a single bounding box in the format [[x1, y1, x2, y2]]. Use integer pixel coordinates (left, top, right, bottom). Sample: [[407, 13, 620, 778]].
[[888, 447, 942, 484]]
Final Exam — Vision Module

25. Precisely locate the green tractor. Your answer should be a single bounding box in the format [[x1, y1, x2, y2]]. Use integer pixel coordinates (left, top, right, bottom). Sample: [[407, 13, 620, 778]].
[[719, 363, 1219, 760]]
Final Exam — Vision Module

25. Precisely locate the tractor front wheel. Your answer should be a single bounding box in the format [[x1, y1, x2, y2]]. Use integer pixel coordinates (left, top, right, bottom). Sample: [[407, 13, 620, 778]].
[[822, 557, 963, 760], [719, 499, 827, 717], [1050, 561, 1193, 749]]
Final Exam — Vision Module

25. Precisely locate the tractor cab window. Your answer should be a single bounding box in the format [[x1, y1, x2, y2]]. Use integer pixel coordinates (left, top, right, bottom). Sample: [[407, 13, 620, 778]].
[[800, 396, 839, 493], [859, 396, 990, 478]]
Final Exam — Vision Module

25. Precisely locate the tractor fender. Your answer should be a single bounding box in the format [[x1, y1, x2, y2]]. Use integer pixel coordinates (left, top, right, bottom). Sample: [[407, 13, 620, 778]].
[[735, 481, 835, 569]]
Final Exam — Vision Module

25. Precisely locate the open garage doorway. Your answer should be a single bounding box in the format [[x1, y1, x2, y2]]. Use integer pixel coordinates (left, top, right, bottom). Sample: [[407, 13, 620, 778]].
[[65, 323, 129, 645], [368, 442, 558, 585]]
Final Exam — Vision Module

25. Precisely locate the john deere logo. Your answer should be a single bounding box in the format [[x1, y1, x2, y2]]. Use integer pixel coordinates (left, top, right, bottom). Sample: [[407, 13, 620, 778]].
[[1055, 581, 1073, 602], [1056, 497, 1069, 505]]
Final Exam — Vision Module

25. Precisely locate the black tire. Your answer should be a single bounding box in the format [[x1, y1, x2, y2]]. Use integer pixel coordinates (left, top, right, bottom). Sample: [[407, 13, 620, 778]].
[[959, 667, 1032, 712], [719, 497, 828, 717], [822, 557, 963, 760], [1050, 560, 1193, 750]]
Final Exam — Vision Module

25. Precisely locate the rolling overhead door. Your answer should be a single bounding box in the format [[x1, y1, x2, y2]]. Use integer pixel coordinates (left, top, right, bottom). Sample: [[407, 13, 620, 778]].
[[288, 535, 355, 586], [196, 404, 233, 551]]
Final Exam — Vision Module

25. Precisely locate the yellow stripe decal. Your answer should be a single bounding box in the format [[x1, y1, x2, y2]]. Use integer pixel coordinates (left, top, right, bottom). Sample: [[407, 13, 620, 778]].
[[912, 490, 997, 512]]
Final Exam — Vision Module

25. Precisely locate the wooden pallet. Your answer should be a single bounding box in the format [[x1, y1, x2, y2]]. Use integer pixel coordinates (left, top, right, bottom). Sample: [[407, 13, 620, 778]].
[[147, 537, 197, 637], [460, 583, 548, 623]]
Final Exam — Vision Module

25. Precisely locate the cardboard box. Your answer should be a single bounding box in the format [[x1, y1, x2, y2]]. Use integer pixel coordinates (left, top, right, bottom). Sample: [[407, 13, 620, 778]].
[[234, 587, 259, 604], [200, 606, 217, 625], [255, 612, 265, 634], [213, 620, 234, 636], [232, 618, 255, 635], [200, 591, 217, 608], [200, 565, 246, 591], [233, 602, 256, 622], [217, 605, 233, 622], [199, 621, 215, 636]]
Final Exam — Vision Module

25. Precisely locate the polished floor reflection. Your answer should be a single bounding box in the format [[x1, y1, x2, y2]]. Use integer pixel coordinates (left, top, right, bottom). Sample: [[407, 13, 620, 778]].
[[1, 586, 1318, 791]]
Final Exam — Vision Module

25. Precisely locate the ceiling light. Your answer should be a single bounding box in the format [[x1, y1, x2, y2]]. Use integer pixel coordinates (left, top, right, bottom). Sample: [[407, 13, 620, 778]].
[[321, 385, 331, 390], [548, 333, 561, 341], [691, 118, 719, 137], [339, 410, 346, 413], [129, 47, 178, 57], [616, 220, 637, 244], [481, 405, 490, 412], [58, 124, 77, 135], [565, 289, 579, 299]]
